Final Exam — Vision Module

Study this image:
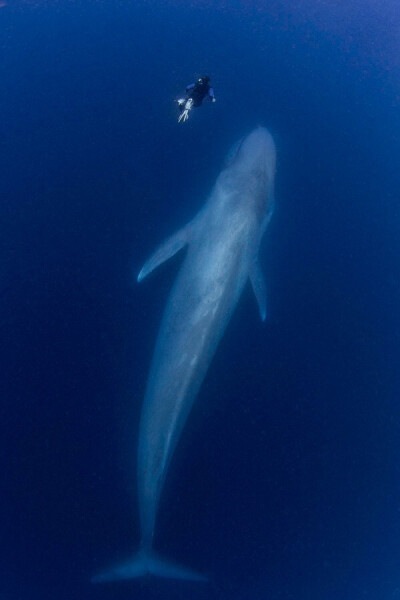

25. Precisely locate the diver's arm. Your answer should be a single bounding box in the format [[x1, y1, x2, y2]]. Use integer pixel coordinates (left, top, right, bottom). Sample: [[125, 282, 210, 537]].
[[207, 87, 216, 102]]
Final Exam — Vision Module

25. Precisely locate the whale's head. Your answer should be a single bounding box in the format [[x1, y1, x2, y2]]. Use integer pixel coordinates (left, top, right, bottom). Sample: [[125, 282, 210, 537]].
[[232, 126, 275, 180], [222, 126, 276, 220]]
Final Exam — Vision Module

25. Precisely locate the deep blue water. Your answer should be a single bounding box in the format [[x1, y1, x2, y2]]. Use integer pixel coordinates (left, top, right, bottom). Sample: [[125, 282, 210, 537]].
[[1, 1, 399, 599]]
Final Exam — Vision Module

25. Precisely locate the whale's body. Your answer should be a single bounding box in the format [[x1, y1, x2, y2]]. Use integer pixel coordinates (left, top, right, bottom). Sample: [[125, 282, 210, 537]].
[[93, 127, 276, 583]]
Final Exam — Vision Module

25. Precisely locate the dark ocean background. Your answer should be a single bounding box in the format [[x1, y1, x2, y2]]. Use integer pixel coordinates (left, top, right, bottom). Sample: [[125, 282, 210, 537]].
[[1, 1, 399, 599]]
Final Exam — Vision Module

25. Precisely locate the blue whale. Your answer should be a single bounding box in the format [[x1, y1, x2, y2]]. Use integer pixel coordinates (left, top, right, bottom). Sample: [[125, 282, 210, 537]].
[[93, 126, 276, 582]]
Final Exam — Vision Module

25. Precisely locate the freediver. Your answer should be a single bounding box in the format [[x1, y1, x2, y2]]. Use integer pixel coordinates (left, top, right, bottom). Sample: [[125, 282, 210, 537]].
[[176, 76, 216, 123]]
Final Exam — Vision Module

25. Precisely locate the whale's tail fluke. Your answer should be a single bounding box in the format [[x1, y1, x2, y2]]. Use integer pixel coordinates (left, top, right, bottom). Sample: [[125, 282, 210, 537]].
[[92, 550, 207, 583]]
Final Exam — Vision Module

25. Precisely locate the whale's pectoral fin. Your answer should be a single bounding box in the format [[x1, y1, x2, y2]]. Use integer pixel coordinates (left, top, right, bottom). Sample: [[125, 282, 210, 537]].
[[249, 259, 267, 322], [137, 222, 192, 282]]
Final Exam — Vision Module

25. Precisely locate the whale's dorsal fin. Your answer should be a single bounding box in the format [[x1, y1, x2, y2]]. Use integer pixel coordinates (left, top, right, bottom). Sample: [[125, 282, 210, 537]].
[[137, 221, 193, 282], [249, 258, 267, 322]]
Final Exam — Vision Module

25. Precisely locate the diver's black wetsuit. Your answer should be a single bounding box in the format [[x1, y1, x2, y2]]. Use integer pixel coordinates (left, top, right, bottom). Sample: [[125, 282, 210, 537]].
[[185, 79, 215, 107]]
